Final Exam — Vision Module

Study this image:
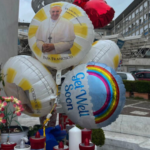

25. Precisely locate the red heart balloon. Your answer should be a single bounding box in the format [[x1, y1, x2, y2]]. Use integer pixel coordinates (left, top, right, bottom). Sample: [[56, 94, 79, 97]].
[[73, 0, 89, 9], [84, 0, 115, 28], [73, 0, 115, 29], [73, 0, 107, 8]]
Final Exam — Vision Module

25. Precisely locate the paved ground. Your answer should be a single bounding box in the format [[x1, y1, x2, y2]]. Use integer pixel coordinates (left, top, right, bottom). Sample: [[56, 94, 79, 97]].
[[18, 98, 150, 127], [121, 98, 150, 117]]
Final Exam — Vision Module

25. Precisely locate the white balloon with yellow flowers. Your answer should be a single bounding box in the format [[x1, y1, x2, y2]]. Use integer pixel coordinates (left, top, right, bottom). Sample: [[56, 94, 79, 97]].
[[2, 55, 57, 117]]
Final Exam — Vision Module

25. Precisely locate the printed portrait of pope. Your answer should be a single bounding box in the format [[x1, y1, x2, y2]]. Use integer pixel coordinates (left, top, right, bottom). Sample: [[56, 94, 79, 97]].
[[36, 5, 76, 54]]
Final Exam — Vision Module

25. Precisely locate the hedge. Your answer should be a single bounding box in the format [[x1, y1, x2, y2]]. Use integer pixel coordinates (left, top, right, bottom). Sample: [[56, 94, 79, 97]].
[[76, 125, 105, 147], [123, 80, 150, 93]]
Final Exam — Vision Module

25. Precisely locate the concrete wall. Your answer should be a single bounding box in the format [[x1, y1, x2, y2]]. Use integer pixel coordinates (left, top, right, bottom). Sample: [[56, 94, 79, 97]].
[[123, 58, 150, 66], [0, 0, 19, 124], [0, 0, 19, 97], [0, 0, 19, 66], [121, 58, 150, 72]]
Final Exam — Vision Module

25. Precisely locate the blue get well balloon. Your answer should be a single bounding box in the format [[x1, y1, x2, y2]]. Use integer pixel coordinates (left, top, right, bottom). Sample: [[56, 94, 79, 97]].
[[60, 62, 126, 129]]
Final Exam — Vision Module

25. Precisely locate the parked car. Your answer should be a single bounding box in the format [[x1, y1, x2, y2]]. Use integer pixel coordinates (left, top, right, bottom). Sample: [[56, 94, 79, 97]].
[[134, 71, 150, 81], [138, 69, 150, 71], [117, 72, 135, 81], [144, 50, 150, 58], [130, 70, 139, 75], [130, 69, 150, 76]]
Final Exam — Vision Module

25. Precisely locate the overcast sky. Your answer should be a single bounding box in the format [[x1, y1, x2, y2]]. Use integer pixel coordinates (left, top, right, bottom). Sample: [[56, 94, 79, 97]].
[[19, 0, 134, 22]]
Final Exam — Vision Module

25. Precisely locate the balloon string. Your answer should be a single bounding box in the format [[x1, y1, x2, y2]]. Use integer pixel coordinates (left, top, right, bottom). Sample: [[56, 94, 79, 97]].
[[43, 103, 57, 149]]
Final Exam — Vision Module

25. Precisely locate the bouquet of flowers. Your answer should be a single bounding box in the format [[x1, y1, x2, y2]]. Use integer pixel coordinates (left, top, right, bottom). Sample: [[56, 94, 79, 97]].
[[0, 64, 24, 133], [0, 96, 24, 132]]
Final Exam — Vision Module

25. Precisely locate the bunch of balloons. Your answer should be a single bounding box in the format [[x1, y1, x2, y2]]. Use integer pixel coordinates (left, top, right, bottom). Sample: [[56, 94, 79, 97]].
[[2, 2, 125, 129]]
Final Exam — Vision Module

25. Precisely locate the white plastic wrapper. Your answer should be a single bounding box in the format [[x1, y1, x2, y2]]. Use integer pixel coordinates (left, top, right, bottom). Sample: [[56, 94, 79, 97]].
[[2, 55, 57, 117]]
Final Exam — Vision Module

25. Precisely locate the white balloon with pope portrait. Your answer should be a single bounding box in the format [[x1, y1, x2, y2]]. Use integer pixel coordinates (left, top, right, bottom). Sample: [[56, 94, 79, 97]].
[[28, 2, 95, 70]]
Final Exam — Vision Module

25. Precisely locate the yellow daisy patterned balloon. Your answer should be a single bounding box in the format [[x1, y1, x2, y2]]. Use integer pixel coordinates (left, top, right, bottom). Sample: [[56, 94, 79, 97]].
[[3, 55, 57, 117], [80, 40, 122, 70]]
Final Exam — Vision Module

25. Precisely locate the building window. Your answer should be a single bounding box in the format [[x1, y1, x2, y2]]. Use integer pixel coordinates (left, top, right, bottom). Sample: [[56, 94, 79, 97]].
[[144, 1, 147, 9], [144, 24, 148, 31], [140, 27, 143, 34], [132, 12, 135, 19], [144, 26, 148, 35], [136, 20, 139, 26], [132, 23, 135, 29], [123, 29, 126, 34], [140, 5, 143, 12], [129, 15, 131, 21], [98, 31, 104, 36], [139, 16, 143, 24], [128, 25, 131, 31], [107, 31, 110, 35], [144, 14, 147, 20], [135, 9, 139, 16], [136, 30, 139, 35], [148, 10, 150, 18], [117, 24, 120, 29], [146, 13, 149, 19]]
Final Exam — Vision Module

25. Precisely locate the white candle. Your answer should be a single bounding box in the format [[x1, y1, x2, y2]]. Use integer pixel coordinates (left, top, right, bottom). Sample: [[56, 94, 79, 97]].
[[95, 145, 97, 150], [69, 126, 81, 150]]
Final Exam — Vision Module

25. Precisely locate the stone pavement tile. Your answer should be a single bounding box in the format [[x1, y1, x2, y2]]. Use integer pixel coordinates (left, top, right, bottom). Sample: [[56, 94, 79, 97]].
[[130, 111, 149, 115], [102, 115, 123, 133], [125, 99, 142, 105], [101, 115, 150, 150], [120, 115, 150, 138], [121, 107, 150, 117], [134, 102, 150, 109], [99, 145, 130, 150], [139, 139, 150, 150], [103, 131, 148, 150]]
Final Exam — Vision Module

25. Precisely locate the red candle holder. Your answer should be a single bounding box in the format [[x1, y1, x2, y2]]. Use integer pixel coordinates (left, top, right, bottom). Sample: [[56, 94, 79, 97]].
[[30, 131, 46, 150], [53, 141, 69, 150], [79, 138, 95, 150], [82, 128, 92, 143], [1, 143, 16, 150]]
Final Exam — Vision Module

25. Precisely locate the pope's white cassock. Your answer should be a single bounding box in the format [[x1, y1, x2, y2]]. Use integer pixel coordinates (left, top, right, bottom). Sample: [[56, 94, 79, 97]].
[[36, 17, 76, 54]]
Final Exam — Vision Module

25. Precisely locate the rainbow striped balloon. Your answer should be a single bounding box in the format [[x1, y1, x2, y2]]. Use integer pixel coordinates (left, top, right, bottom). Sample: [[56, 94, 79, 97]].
[[60, 62, 126, 129], [87, 65, 119, 124]]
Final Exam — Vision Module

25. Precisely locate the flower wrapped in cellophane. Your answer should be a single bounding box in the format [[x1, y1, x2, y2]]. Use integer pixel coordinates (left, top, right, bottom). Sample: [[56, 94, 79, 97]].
[[0, 96, 24, 131]]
